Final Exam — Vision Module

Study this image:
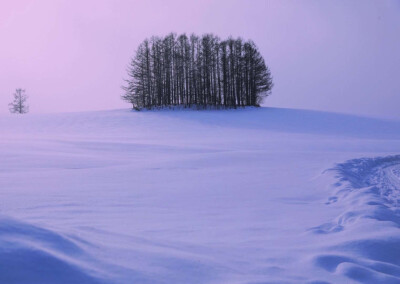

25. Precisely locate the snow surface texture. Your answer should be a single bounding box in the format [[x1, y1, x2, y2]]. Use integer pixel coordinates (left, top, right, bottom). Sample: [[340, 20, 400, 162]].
[[312, 156, 400, 283], [1, 107, 400, 283]]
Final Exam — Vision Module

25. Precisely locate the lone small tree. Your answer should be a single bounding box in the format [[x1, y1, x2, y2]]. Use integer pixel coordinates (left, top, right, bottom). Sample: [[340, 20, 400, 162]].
[[9, 89, 29, 114]]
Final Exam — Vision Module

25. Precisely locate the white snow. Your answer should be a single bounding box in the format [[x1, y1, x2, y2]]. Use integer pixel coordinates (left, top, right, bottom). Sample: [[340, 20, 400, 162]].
[[1, 107, 400, 283]]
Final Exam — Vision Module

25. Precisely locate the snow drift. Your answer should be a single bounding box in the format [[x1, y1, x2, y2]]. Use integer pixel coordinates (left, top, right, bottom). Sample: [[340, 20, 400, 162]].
[[312, 155, 400, 283]]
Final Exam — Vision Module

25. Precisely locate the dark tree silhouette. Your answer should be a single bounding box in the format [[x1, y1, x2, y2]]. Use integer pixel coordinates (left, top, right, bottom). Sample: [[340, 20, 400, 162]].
[[9, 89, 29, 114], [122, 33, 273, 110]]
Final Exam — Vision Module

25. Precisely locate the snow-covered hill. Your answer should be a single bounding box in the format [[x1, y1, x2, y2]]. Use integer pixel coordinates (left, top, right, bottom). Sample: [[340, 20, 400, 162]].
[[1, 107, 400, 283]]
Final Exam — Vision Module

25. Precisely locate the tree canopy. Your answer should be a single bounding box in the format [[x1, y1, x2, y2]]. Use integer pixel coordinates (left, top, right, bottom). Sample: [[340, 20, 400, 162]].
[[122, 33, 273, 110]]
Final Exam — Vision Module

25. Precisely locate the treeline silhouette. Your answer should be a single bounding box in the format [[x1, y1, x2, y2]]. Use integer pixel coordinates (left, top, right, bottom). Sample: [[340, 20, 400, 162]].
[[122, 33, 273, 110]]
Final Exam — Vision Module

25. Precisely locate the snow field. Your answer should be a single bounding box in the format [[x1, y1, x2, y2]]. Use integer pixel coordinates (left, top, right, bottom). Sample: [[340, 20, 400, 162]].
[[0, 107, 400, 283]]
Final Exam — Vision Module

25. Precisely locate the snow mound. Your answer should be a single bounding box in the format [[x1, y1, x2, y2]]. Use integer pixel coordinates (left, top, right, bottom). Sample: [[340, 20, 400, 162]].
[[0, 217, 105, 283]]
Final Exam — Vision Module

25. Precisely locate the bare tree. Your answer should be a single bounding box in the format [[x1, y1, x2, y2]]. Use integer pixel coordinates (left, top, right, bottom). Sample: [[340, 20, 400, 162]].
[[9, 89, 29, 114], [122, 33, 273, 110]]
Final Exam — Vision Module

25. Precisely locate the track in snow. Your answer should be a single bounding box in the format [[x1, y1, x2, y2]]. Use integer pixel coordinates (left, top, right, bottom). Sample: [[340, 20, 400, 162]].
[[311, 155, 400, 283]]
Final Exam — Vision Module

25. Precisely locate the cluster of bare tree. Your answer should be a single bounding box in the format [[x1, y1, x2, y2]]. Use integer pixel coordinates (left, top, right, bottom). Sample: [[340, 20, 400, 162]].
[[122, 33, 273, 110], [9, 89, 29, 114]]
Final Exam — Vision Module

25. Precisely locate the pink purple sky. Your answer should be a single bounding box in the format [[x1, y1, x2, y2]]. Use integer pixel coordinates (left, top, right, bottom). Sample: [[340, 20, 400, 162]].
[[1, 0, 399, 117]]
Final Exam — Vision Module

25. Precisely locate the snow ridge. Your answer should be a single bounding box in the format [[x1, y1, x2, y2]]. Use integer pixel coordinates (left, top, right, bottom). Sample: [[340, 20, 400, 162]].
[[312, 155, 400, 283], [0, 217, 105, 283]]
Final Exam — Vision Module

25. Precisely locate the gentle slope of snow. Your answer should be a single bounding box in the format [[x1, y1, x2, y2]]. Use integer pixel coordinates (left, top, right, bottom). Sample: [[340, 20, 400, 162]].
[[1, 107, 400, 283]]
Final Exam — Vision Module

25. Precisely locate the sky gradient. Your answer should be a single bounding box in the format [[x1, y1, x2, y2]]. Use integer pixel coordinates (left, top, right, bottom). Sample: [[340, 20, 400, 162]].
[[1, 0, 399, 117]]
